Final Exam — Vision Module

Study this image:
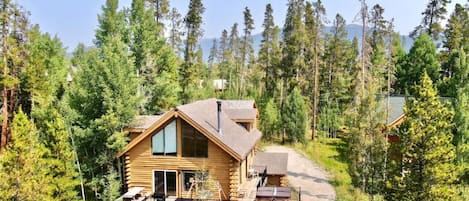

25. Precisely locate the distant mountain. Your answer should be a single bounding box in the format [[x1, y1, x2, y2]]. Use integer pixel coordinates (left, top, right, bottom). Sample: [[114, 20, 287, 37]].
[[199, 24, 414, 61]]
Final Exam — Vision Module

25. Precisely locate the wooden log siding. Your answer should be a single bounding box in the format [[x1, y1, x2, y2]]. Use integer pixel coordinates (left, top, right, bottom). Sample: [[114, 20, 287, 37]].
[[124, 119, 238, 200], [229, 161, 240, 200], [280, 175, 288, 187]]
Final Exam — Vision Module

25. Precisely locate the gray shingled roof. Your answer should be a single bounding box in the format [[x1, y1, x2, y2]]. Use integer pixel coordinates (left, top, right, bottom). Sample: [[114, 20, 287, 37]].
[[381, 96, 452, 125], [128, 114, 165, 129], [222, 100, 256, 109], [223, 109, 257, 120], [222, 100, 257, 120], [177, 98, 262, 159], [253, 152, 288, 175], [381, 96, 406, 124]]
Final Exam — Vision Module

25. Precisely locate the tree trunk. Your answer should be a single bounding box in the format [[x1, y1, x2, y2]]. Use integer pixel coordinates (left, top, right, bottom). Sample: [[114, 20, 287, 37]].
[[312, 19, 320, 140], [1, 14, 9, 151]]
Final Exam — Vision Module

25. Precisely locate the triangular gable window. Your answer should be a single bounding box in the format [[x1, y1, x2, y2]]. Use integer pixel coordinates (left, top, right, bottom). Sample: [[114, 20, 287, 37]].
[[152, 120, 177, 156]]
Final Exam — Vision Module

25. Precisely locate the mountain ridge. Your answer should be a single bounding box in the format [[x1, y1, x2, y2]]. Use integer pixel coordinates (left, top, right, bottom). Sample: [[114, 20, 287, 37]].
[[199, 24, 414, 61]]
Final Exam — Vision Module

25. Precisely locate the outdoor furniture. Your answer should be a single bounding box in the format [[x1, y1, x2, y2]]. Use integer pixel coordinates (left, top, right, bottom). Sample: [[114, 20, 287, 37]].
[[122, 187, 145, 201], [256, 187, 291, 201], [152, 193, 166, 201]]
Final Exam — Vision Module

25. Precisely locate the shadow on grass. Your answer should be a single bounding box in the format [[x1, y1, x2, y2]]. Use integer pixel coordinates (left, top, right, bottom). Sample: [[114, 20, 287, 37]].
[[325, 138, 350, 165]]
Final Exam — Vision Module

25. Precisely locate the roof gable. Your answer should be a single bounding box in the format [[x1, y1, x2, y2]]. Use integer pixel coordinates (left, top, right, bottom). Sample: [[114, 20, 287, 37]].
[[117, 99, 262, 160]]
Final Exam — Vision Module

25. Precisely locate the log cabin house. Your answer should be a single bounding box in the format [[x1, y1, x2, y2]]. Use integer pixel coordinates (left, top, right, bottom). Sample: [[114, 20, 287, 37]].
[[116, 99, 288, 201]]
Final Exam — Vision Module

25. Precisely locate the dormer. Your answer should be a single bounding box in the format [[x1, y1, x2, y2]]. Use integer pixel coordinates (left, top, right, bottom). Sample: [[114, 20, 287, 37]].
[[221, 100, 258, 132]]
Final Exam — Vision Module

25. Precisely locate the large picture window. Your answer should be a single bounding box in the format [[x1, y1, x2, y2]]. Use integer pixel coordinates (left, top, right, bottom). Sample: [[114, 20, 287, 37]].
[[181, 120, 208, 158], [181, 171, 209, 192], [152, 120, 177, 156]]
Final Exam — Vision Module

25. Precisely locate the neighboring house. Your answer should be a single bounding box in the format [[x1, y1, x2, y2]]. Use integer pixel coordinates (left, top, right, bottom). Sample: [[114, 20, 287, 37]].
[[381, 96, 451, 142], [382, 96, 406, 142], [116, 99, 288, 201], [382, 96, 406, 129]]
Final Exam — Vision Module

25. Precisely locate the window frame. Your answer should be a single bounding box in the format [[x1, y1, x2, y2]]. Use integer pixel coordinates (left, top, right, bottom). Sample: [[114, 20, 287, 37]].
[[151, 120, 177, 156], [152, 170, 177, 197], [181, 171, 196, 192], [181, 170, 209, 192], [181, 120, 208, 158]]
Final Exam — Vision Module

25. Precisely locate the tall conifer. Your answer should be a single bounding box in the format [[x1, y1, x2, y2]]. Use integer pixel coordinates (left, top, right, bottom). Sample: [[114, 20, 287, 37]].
[[181, 0, 205, 103]]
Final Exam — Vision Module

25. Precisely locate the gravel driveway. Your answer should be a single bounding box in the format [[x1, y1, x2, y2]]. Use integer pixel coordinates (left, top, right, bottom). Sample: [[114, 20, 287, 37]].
[[263, 145, 336, 201]]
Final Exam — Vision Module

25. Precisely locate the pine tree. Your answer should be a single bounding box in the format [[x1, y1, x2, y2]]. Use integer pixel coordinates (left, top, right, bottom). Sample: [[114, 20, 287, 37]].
[[321, 14, 354, 118], [305, 0, 326, 139], [217, 29, 232, 83], [443, 3, 469, 54], [451, 48, 469, 184], [0, 110, 52, 200], [71, 43, 87, 68], [258, 3, 281, 99], [95, 0, 128, 47], [455, 88, 469, 185], [239, 7, 255, 97], [168, 8, 184, 55], [207, 38, 218, 81], [130, 0, 180, 114], [347, 78, 387, 195], [228, 23, 241, 95], [181, 0, 205, 103], [208, 38, 218, 69], [0, 0, 28, 151], [33, 108, 79, 200], [260, 98, 280, 140], [368, 4, 388, 50], [281, 87, 307, 143], [388, 32, 406, 94], [441, 48, 469, 97], [21, 26, 68, 114], [440, 3, 469, 97], [388, 72, 457, 201], [368, 4, 390, 93], [410, 0, 450, 41], [281, 0, 306, 91], [395, 33, 440, 95], [148, 0, 169, 29], [102, 167, 121, 201], [218, 29, 229, 65]]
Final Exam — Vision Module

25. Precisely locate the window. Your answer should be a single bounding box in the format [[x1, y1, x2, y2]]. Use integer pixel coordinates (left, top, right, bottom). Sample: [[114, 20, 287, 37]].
[[154, 170, 177, 197], [152, 120, 177, 156], [182, 171, 195, 191], [181, 120, 208, 158], [182, 171, 208, 192], [237, 122, 250, 131]]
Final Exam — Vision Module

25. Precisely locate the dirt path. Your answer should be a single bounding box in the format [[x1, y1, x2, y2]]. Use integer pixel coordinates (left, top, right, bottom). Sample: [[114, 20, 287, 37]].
[[263, 145, 336, 201]]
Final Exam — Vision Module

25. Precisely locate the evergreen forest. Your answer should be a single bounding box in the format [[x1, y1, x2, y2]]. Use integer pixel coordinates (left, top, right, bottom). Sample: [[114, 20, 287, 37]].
[[0, 0, 468, 200]]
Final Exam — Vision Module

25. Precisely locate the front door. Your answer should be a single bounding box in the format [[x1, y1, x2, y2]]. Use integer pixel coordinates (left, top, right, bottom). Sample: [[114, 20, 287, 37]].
[[153, 170, 177, 197]]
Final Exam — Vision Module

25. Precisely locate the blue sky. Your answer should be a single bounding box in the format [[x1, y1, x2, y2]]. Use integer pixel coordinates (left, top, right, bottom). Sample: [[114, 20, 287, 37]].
[[18, 0, 465, 50]]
